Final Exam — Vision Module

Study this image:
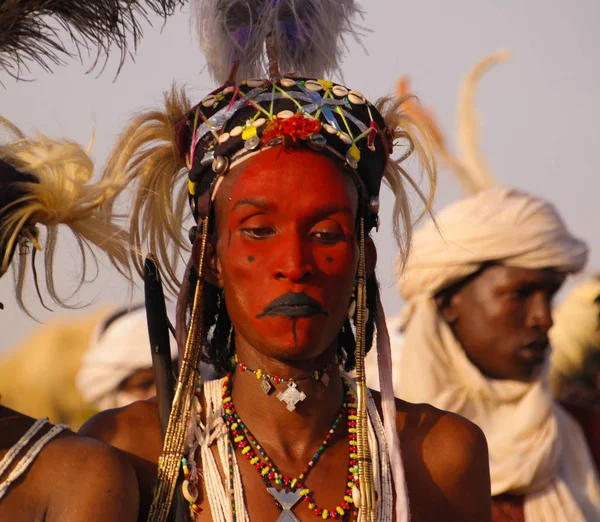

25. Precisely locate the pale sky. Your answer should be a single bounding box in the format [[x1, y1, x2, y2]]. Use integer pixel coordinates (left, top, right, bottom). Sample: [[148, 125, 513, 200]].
[[1, 0, 599, 352]]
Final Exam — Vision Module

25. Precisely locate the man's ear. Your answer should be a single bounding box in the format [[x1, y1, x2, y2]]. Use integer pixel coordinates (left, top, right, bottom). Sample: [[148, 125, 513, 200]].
[[192, 237, 222, 288], [365, 237, 377, 278], [435, 289, 461, 324]]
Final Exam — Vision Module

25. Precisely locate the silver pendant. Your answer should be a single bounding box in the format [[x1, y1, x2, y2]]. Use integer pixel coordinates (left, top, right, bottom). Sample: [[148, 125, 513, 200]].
[[260, 378, 273, 395], [277, 381, 306, 412], [267, 488, 301, 522]]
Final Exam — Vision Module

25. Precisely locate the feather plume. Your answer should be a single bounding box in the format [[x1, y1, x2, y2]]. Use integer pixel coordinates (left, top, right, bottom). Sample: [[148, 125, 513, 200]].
[[396, 76, 474, 194], [0, 0, 186, 80], [193, 0, 363, 84], [377, 93, 436, 271], [457, 49, 510, 193], [395, 50, 510, 196], [0, 117, 131, 314], [101, 86, 192, 295]]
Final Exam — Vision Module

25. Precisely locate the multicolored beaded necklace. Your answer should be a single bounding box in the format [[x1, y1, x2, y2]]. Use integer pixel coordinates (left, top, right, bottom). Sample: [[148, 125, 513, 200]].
[[222, 373, 359, 520], [233, 355, 333, 388], [232, 355, 334, 411]]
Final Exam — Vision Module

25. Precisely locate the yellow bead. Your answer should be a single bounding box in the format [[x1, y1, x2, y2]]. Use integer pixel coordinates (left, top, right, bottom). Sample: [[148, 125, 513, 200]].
[[242, 126, 258, 140], [188, 179, 196, 196], [319, 79, 334, 90], [234, 436, 244, 443], [231, 422, 238, 430], [261, 467, 269, 476], [348, 415, 357, 421], [256, 369, 262, 379], [308, 503, 315, 510], [222, 397, 231, 403], [322, 510, 329, 519], [348, 428, 357, 433], [299, 489, 310, 497], [344, 496, 353, 503], [336, 507, 345, 516], [291, 479, 297, 489], [250, 457, 259, 465], [241, 446, 251, 455]]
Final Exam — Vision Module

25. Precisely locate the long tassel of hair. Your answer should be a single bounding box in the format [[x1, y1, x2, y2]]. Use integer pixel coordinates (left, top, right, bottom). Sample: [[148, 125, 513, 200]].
[[355, 217, 377, 522], [375, 289, 410, 521], [0, 118, 130, 314], [148, 216, 209, 522]]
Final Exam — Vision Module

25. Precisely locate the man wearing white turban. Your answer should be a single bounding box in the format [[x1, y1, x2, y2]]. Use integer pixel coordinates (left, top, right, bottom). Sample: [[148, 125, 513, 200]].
[[77, 306, 179, 411], [394, 52, 600, 522]]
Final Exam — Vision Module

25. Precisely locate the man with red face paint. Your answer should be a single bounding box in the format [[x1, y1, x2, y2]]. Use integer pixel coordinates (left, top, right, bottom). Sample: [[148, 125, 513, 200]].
[[393, 52, 600, 522], [79, 2, 491, 521]]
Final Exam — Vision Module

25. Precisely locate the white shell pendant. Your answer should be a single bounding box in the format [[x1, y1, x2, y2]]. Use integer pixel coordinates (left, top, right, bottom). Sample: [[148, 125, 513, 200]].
[[182, 480, 199, 503], [352, 485, 361, 508]]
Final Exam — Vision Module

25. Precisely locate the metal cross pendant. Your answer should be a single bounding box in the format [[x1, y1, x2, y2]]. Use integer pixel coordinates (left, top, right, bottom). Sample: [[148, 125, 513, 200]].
[[277, 381, 306, 412], [267, 487, 302, 522]]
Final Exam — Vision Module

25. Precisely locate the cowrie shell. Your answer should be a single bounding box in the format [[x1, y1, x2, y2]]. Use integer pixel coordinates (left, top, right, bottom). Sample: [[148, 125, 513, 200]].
[[348, 90, 366, 105], [253, 118, 267, 128], [201, 95, 217, 107], [332, 85, 349, 97], [280, 78, 296, 87], [247, 79, 264, 88], [339, 132, 352, 145], [352, 486, 361, 508], [217, 132, 230, 144], [277, 110, 294, 119], [305, 80, 323, 92], [230, 126, 243, 137]]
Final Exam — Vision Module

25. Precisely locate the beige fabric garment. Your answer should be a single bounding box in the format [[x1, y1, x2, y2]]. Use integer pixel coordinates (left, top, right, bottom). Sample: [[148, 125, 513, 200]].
[[397, 188, 600, 522]]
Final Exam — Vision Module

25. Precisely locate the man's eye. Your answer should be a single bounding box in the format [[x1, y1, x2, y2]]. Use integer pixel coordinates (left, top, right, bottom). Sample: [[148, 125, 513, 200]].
[[312, 231, 344, 243], [241, 227, 275, 239]]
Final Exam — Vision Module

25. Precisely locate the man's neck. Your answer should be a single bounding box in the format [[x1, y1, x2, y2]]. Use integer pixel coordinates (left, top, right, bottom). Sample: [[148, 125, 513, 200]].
[[229, 341, 344, 463]]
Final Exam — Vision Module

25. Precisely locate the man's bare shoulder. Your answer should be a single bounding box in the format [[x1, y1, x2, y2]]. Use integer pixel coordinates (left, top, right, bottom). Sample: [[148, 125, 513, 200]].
[[1, 428, 138, 522], [369, 391, 491, 522], [47, 433, 139, 522], [79, 398, 160, 451]]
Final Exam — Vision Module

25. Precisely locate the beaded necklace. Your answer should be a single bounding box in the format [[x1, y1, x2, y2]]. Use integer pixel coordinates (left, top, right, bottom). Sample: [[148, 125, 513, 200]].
[[232, 355, 332, 389], [232, 355, 334, 411], [222, 373, 359, 520]]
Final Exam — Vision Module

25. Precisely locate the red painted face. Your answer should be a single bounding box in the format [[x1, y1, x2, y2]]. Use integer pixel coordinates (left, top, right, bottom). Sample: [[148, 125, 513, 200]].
[[212, 147, 359, 362]]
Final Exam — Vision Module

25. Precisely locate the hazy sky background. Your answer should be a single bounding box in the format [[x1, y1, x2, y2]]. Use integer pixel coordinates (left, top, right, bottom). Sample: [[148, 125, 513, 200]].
[[1, 0, 599, 352]]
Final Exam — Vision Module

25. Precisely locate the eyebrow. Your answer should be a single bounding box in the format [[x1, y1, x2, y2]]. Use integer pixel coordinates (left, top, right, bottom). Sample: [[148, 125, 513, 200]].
[[231, 198, 272, 212], [313, 204, 354, 219]]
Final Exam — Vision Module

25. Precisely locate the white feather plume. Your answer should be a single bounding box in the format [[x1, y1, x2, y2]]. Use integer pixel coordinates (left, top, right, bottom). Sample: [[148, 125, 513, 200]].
[[193, 0, 362, 84]]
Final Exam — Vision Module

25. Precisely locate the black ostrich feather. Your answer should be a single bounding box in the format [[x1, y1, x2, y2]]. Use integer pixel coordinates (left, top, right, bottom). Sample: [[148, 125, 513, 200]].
[[0, 0, 187, 80]]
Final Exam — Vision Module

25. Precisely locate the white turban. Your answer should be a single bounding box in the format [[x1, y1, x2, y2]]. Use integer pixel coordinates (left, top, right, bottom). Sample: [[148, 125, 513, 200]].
[[395, 187, 600, 521], [76, 307, 178, 409], [399, 187, 588, 306]]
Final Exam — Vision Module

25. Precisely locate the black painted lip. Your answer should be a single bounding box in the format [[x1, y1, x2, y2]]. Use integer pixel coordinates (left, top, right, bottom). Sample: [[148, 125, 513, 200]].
[[256, 292, 327, 318]]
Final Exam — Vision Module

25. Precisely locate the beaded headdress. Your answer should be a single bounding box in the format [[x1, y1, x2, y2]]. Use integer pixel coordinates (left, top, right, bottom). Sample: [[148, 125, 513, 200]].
[[103, 2, 436, 521]]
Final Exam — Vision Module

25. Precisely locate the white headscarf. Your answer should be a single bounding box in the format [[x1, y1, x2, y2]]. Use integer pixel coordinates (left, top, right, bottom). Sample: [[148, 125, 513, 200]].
[[76, 307, 179, 410], [395, 51, 599, 522]]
